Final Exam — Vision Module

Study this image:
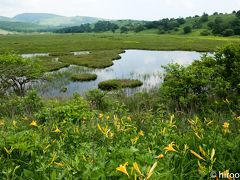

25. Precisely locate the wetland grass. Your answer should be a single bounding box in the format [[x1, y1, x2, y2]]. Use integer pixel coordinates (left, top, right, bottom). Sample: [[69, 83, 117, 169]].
[[98, 79, 143, 90], [71, 73, 97, 81]]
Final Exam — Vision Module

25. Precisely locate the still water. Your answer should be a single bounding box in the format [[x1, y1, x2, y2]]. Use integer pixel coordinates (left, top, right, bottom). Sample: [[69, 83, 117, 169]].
[[38, 50, 202, 97]]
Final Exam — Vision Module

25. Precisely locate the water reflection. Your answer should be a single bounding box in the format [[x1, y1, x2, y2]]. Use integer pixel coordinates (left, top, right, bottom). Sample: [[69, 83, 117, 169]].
[[38, 50, 202, 98], [21, 53, 49, 58]]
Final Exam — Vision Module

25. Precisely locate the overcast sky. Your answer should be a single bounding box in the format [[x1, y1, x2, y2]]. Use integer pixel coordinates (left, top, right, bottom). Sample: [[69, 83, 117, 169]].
[[0, 0, 240, 20]]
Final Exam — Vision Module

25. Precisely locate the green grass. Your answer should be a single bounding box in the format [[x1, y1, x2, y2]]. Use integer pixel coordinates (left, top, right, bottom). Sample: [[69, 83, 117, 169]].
[[98, 79, 143, 90], [58, 50, 123, 68], [1, 33, 239, 70], [0, 33, 240, 54], [71, 73, 97, 81], [36, 56, 70, 72]]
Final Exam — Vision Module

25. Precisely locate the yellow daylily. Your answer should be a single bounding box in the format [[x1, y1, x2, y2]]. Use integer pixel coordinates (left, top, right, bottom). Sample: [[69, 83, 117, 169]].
[[155, 154, 164, 159], [98, 113, 103, 119], [190, 150, 205, 161], [131, 136, 139, 144], [12, 120, 17, 128], [210, 148, 215, 161], [198, 146, 207, 157], [30, 120, 37, 127], [168, 114, 176, 128], [146, 162, 158, 179], [223, 122, 229, 129], [97, 123, 113, 138], [164, 142, 177, 153], [106, 115, 110, 120], [127, 116, 131, 121], [133, 162, 142, 176], [54, 162, 64, 167], [54, 127, 61, 133], [223, 122, 230, 134], [116, 162, 129, 177], [138, 130, 144, 136]]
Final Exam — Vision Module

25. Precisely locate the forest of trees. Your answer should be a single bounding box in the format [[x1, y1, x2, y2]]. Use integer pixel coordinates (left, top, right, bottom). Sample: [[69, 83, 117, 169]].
[[55, 10, 240, 37]]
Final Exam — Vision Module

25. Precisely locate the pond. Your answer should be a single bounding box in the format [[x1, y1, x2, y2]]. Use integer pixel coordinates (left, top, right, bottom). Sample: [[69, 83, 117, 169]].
[[38, 50, 203, 98]]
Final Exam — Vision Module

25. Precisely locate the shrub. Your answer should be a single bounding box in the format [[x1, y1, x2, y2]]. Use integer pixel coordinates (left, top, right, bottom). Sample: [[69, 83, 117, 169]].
[[183, 26, 192, 34], [159, 44, 240, 113], [222, 29, 234, 36], [200, 30, 211, 36]]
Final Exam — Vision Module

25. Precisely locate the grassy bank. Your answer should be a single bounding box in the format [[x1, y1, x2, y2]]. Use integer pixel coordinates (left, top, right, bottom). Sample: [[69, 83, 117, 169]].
[[71, 73, 97, 81], [98, 79, 143, 90]]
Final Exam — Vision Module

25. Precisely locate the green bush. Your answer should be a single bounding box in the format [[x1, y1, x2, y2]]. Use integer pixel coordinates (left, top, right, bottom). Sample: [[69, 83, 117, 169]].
[[36, 93, 91, 123], [159, 44, 240, 113], [222, 29, 234, 36], [200, 30, 211, 36], [183, 26, 192, 34]]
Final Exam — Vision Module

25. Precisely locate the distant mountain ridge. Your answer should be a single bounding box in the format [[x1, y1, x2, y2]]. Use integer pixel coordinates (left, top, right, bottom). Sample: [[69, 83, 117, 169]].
[[12, 13, 102, 27]]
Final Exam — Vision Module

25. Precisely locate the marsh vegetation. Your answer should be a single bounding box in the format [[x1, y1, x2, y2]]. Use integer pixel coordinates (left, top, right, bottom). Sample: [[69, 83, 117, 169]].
[[0, 32, 239, 179]]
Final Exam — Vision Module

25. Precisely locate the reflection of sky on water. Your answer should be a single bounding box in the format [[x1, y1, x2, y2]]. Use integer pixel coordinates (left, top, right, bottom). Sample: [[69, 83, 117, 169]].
[[39, 50, 202, 98]]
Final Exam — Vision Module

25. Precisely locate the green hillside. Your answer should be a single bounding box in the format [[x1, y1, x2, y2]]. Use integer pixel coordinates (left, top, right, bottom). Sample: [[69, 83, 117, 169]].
[[13, 13, 101, 27], [0, 21, 52, 32], [55, 11, 240, 36], [0, 16, 12, 21]]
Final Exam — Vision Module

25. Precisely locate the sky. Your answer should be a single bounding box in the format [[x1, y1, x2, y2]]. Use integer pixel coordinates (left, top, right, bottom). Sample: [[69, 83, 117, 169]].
[[0, 0, 240, 20]]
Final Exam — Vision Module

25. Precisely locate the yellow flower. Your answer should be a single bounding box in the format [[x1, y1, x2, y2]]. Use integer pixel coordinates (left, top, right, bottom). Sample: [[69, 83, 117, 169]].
[[168, 114, 176, 128], [54, 162, 64, 167], [210, 148, 215, 161], [155, 154, 164, 159], [131, 136, 139, 144], [223, 122, 230, 134], [223, 122, 229, 129], [164, 142, 177, 153], [97, 123, 112, 138], [30, 120, 38, 127], [190, 150, 205, 161], [98, 113, 103, 119], [106, 115, 110, 120], [146, 162, 157, 179], [197, 160, 207, 173], [198, 146, 206, 157], [12, 120, 17, 128], [183, 144, 189, 152], [116, 163, 129, 177], [54, 127, 61, 133], [0, 119, 5, 126], [133, 162, 142, 176], [138, 130, 144, 136]]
